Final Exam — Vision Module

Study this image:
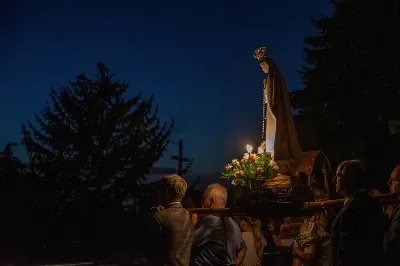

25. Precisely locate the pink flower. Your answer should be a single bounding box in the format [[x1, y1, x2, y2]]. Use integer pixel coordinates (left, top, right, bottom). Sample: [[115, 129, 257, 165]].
[[249, 153, 257, 161], [225, 164, 232, 171], [257, 167, 264, 173], [234, 170, 245, 177], [232, 159, 239, 166]]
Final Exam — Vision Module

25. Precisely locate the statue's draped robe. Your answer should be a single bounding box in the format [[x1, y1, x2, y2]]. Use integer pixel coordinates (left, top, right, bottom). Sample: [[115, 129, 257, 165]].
[[263, 58, 302, 174]]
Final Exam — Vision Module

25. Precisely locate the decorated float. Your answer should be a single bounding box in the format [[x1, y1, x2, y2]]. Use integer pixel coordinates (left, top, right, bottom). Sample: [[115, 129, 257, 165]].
[[191, 47, 397, 219], [219, 46, 334, 218]]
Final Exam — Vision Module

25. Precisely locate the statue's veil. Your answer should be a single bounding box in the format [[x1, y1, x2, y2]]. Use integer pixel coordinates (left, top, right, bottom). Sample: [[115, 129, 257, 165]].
[[255, 47, 302, 174]]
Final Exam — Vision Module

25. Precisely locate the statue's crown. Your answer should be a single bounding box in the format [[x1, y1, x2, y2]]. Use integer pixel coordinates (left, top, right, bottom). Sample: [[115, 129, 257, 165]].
[[253, 46, 268, 61]]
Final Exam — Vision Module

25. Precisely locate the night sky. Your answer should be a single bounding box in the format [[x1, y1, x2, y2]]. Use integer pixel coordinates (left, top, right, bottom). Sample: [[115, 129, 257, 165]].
[[1, 0, 331, 177]]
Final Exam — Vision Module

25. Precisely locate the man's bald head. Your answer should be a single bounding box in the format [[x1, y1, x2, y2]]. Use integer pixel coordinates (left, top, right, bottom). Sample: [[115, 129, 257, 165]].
[[202, 183, 227, 209]]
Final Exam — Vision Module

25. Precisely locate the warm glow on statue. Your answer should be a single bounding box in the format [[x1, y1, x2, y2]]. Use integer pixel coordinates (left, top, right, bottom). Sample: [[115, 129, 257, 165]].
[[254, 47, 302, 174]]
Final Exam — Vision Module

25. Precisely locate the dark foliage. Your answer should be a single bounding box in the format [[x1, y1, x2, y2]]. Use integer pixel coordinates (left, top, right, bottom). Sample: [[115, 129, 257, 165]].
[[292, 0, 400, 188], [17, 62, 173, 261], [0, 143, 26, 261]]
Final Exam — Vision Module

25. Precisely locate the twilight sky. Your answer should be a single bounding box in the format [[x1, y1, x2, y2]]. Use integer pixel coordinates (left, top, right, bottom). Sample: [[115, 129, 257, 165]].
[[0, 0, 331, 176]]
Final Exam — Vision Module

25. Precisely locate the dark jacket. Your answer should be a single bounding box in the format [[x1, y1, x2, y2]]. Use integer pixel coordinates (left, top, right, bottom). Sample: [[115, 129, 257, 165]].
[[190, 216, 245, 266], [149, 202, 193, 266], [383, 203, 400, 266], [331, 191, 386, 266]]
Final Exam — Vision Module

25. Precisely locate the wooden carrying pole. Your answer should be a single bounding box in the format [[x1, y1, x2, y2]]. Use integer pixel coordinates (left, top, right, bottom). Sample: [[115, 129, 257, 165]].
[[303, 193, 399, 208], [187, 193, 399, 216]]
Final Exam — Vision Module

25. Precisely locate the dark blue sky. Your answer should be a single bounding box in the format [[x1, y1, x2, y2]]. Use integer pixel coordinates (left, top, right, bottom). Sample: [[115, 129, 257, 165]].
[[1, 0, 331, 175]]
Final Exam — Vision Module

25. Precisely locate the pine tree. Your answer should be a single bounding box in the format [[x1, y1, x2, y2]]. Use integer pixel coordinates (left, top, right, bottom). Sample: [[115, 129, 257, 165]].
[[292, 0, 400, 187], [0, 142, 26, 177], [21, 62, 173, 207]]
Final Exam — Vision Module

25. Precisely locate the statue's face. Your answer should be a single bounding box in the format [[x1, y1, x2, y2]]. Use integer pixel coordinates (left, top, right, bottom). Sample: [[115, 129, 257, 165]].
[[260, 61, 269, 74]]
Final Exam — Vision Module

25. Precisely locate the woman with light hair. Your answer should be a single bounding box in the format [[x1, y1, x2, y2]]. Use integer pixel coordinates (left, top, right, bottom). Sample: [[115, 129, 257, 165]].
[[292, 183, 331, 266], [238, 216, 267, 266]]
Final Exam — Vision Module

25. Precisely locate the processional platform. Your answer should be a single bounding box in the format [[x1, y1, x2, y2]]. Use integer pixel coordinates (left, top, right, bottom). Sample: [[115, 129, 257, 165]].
[[232, 150, 334, 218]]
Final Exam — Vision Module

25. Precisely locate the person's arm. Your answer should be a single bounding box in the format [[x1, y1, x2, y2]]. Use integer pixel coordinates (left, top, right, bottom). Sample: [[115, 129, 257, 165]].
[[192, 213, 198, 225], [268, 223, 282, 246], [294, 244, 316, 261], [271, 234, 282, 246], [192, 219, 207, 247], [236, 240, 247, 266], [384, 219, 400, 254]]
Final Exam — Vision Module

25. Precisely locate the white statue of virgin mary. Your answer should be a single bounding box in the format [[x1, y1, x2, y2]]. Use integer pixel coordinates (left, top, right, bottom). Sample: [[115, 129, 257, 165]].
[[254, 47, 302, 175]]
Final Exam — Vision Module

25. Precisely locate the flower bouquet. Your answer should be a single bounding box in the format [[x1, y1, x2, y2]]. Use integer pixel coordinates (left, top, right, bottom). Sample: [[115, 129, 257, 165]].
[[221, 145, 278, 189]]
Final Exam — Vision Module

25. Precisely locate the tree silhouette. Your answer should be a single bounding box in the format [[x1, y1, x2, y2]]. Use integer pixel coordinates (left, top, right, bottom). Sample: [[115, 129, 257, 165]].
[[20, 63, 174, 256], [0, 142, 25, 176], [0, 142, 27, 260], [22, 62, 173, 205], [292, 0, 400, 187], [0, 142, 26, 220]]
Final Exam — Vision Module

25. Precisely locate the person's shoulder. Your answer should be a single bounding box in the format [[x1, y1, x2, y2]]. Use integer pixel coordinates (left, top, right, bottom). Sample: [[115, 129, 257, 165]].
[[157, 206, 190, 218], [241, 231, 252, 240], [198, 215, 224, 227], [391, 206, 400, 222], [225, 217, 242, 235], [352, 191, 376, 205], [155, 208, 192, 228], [337, 203, 355, 222], [153, 207, 172, 220], [201, 215, 221, 222], [225, 217, 240, 226], [352, 192, 383, 213]]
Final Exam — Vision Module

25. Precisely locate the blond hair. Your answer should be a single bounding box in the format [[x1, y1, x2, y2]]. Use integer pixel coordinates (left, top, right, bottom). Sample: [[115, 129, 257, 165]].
[[160, 174, 187, 201], [309, 183, 329, 229], [241, 216, 264, 259]]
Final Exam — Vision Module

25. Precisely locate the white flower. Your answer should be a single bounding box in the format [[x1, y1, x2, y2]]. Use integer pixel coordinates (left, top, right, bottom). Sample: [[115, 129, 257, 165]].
[[257, 147, 264, 154]]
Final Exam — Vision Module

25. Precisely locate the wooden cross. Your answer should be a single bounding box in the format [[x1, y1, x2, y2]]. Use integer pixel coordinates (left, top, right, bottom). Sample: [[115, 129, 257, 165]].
[[171, 139, 190, 177]]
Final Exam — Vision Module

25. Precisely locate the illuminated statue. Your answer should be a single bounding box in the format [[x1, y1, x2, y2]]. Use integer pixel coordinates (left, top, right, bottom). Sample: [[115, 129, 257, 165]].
[[254, 47, 302, 174]]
